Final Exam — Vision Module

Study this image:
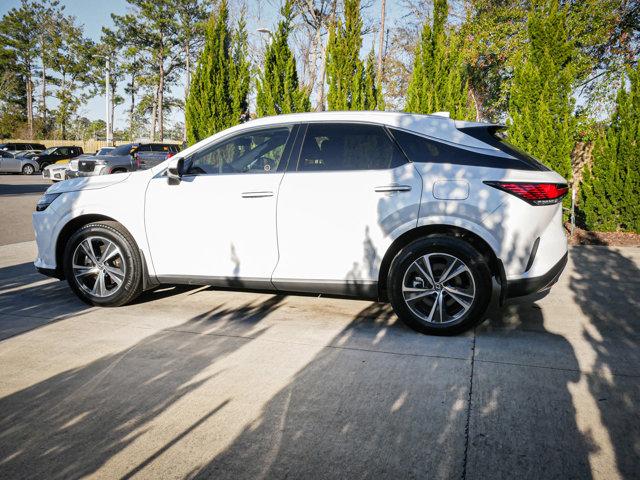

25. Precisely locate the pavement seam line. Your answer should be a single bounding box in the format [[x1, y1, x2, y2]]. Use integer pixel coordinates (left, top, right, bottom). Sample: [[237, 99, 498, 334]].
[[474, 358, 640, 378], [461, 327, 476, 480]]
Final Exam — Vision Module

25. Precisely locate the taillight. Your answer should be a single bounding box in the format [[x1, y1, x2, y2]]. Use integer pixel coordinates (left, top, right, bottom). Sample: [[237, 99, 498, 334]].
[[484, 181, 568, 206], [167, 152, 174, 159], [134, 153, 141, 169]]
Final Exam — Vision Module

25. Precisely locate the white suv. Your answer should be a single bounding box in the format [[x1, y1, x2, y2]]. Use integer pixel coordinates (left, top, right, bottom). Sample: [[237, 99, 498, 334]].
[[32, 112, 568, 335]]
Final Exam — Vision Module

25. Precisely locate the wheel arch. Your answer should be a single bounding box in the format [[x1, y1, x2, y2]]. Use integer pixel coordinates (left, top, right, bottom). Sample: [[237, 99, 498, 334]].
[[378, 223, 501, 301], [55, 214, 132, 278]]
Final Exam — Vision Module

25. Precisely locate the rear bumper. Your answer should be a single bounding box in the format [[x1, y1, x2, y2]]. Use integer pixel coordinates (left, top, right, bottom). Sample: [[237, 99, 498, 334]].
[[506, 252, 568, 298]]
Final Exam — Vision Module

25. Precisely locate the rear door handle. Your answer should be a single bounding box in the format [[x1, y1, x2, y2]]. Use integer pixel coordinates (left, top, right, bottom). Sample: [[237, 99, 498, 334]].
[[374, 184, 412, 193], [241, 191, 274, 198]]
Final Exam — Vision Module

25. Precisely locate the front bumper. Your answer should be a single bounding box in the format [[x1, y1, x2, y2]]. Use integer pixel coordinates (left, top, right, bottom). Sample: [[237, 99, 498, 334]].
[[67, 169, 101, 178], [506, 252, 568, 298]]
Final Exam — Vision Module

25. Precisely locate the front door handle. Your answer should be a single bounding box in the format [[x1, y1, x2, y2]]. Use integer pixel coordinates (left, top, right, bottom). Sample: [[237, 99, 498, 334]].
[[374, 184, 412, 193], [241, 191, 274, 198]]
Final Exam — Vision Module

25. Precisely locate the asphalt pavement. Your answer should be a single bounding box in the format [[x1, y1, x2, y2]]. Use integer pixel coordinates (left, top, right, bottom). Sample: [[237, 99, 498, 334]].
[[0, 174, 638, 479]]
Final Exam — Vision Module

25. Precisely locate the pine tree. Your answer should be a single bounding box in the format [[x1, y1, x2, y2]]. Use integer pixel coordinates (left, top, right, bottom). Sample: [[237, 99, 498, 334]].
[[325, 0, 381, 111], [580, 64, 640, 232], [405, 0, 474, 119], [256, 0, 310, 116], [507, 0, 576, 180], [185, 0, 248, 144]]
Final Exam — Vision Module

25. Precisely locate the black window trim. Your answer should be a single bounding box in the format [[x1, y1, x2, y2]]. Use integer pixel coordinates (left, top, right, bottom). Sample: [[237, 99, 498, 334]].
[[181, 123, 299, 178], [293, 121, 409, 173]]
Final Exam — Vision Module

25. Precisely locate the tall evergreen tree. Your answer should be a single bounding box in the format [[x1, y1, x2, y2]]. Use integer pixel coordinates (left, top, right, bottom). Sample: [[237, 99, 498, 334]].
[[580, 64, 640, 232], [507, 0, 576, 179], [325, 0, 381, 111], [185, 0, 248, 144], [405, 0, 475, 119], [256, 0, 310, 116]]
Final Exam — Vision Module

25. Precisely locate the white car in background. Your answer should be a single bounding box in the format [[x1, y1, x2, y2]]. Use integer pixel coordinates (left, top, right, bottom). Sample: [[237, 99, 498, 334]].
[[42, 163, 68, 182], [32, 111, 568, 335]]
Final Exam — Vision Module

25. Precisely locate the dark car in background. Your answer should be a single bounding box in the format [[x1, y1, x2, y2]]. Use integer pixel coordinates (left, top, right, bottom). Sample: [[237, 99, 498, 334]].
[[67, 142, 180, 177], [0, 142, 47, 153], [32, 146, 83, 169]]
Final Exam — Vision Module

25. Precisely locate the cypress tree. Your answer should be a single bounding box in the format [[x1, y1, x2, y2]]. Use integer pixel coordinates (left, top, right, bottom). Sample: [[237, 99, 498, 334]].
[[185, 0, 248, 144], [580, 64, 640, 232], [326, 0, 381, 111], [405, 0, 474, 119], [256, 0, 310, 116], [507, 0, 576, 179]]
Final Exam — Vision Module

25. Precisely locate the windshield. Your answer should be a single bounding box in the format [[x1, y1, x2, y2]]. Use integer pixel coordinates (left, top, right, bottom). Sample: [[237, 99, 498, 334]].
[[97, 148, 114, 155], [40, 147, 56, 155]]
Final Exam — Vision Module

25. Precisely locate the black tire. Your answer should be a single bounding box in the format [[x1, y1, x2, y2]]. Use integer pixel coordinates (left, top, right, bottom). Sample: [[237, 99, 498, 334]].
[[387, 236, 492, 335], [22, 164, 35, 175], [63, 221, 143, 307]]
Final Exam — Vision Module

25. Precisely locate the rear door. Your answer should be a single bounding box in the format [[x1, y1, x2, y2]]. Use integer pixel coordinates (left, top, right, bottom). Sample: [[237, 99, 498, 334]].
[[272, 122, 423, 296]]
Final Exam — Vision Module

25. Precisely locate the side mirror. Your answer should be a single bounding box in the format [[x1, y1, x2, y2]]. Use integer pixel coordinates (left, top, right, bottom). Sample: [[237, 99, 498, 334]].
[[167, 157, 184, 184]]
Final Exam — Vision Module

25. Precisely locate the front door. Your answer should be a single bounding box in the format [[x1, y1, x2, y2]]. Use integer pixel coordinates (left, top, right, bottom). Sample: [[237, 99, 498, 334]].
[[145, 125, 297, 287], [273, 123, 423, 296]]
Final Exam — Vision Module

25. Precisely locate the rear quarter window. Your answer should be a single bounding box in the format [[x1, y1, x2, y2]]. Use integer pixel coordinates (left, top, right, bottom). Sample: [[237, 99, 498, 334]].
[[388, 128, 544, 171]]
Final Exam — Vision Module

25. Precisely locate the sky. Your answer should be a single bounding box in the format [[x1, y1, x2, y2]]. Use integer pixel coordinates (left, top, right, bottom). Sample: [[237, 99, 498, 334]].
[[0, 0, 409, 130]]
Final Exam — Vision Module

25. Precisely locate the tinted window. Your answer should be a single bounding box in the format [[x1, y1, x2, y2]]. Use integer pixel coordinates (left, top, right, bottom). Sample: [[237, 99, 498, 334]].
[[187, 126, 292, 175], [298, 123, 405, 172], [390, 128, 547, 171], [0, 151, 12, 158], [57, 147, 70, 156], [137, 145, 151, 152]]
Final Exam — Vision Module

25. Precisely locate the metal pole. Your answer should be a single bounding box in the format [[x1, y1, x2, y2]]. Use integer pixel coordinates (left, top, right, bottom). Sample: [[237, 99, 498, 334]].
[[571, 187, 576, 239], [106, 58, 110, 145]]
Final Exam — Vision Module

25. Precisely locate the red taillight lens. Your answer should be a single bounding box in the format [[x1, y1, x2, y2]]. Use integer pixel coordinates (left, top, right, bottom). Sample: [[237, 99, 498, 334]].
[[167, 152, 174, 159], [484, 181, 568, 206], [134, 153, 141, 168]]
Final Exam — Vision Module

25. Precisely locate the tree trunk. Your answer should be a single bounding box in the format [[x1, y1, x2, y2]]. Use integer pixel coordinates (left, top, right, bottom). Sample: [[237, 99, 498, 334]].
[[26, 73, 33, 139], [129, 73, 135, 140], [110, 82, 116, 142], [40, 34, 47, 128], [158, 62, 164, 141], [184, 41, 190, 142], [377, 0, 386, 82], [150, 83, 158, 141], [317, 0, 338, 112]]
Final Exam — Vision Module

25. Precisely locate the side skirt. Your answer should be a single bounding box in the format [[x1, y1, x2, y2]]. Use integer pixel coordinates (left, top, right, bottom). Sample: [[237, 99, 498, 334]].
[[155, 275, 379, 300]]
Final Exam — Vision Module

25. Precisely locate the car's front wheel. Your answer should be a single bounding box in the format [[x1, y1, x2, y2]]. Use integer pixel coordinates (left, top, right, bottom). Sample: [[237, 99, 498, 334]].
[[387, 236, 492, 335], [63, 221, 143, 306]]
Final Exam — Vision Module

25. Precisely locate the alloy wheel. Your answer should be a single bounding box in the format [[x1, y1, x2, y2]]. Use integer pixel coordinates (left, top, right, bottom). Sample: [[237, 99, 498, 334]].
[[401, 252, 476, 324], [72, 236, 126, 298]]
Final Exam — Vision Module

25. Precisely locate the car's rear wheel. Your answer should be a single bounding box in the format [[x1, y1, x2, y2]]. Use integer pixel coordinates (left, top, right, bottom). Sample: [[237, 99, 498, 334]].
[[22, 164, 35, 175], [63, 221, 143, 306], [387, 236, 492, 335]]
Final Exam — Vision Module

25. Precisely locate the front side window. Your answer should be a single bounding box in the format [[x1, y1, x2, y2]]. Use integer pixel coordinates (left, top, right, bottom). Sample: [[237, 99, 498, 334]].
[[297, 123, 405, 172], [187, 126, 292, 175], [57, 147, 70, 156]]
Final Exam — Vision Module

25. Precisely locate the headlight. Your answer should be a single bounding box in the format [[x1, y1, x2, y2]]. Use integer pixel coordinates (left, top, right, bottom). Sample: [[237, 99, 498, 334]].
[[36, 193, 61, 212]]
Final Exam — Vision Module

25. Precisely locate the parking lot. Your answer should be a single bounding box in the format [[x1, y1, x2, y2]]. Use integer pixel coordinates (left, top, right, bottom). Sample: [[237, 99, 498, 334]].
[[0, 174, 638, 479]]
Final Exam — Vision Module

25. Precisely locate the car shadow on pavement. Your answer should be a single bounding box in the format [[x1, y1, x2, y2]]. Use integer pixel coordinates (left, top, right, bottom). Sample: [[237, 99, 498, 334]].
[[0, 295, 285, 480], [0, 181, 49, 196], [569, 246, 640, 479]]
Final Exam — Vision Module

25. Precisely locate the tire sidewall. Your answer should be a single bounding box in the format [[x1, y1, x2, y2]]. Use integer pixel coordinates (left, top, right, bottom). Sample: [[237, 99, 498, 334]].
[[63, 223, 141, 307], [22, 164, 34, 175], [388, 237, 492, 335]]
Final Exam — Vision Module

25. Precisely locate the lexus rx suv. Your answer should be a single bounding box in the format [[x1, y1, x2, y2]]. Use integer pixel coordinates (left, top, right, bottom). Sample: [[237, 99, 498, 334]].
[[32, 112, 568, 335]]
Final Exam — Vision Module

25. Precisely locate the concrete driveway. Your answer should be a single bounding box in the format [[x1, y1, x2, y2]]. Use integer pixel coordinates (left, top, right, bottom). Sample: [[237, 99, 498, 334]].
[[0, 176, 638, 479]]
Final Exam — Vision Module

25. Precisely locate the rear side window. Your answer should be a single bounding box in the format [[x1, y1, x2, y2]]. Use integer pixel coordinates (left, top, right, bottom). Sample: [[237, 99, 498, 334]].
[[389, 128, 546, 171], [112, 144, 135, 155], [298, 123, 406, 172]]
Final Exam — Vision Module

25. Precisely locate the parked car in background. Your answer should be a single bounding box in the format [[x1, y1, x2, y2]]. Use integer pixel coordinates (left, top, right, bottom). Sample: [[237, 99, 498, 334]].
[[134, 143, 180, 170], [32, 146, 83, 169], [42, 163, 68, 182], [0, 142, 46, 153], [67, 142, 180, 177], [0, 150, 39, 174], [95, 147, 115, 156], [32, 111, 569, 335]]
